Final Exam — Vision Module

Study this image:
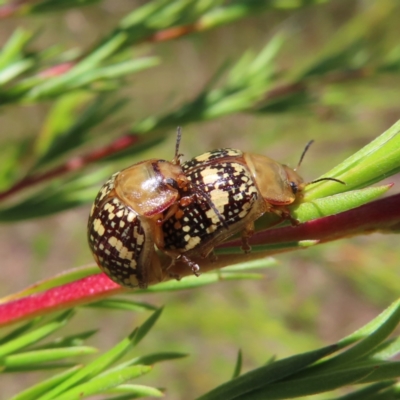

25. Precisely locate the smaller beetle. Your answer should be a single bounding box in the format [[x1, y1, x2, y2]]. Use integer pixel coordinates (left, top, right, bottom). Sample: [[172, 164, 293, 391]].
[[161, 142, 344, 275], [87, 128, 193, 288]]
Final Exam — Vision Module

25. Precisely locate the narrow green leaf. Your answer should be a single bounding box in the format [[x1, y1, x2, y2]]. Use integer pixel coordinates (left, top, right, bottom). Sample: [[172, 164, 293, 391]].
[[132, 31, 281, 131], [356, 361, 400, 384], [33, 92, 93, 159], [0, 186, 97, 221], [0, 59, 34, 84], [37, 328, 138, 400], [256, 89, 313, 113], [34, 96, 127, 168], [0, 140, 27, 191], [202, 91, 258, 120], [25, 37, 149, 100], [31, 330, 98, 351], [69, 34, 128, 73], [242, 367, 378, 400], [104, 383, 164, 397], [305, 121, 400, 200], [228, 51, 255, 86], [0, 29, 32, 69], [71, 57, 159, 87], [201, 2, 268, 29], [292, 1, 396, 81], [290, 298, 400, 378], [248, 34, 284, 77], [219, 257, 276, 272], [85, 298, 157, 312], [145, 0, 198, 28], [136, 271, 262, 293], [299, 41, 364, 79], [10, 366, 82, 400], [380, 45, 400, 73], [196, 344, 338, 400], [368, 337, 400, 361], [129, 352, 188, 366], [232, 350, 242, 379], [338, 298, 400, 351], [293, 185, 392, 222], [5, 363, 78, 373], [120, 0, 167, 28], [333, 381, 397, 400], [30, 0, 101, 13], [55, 365, 152, 400], [0, 310, 74, 358], [0, 167, 113, 222], [133, 308, 163, 346], [99, 351, 187, 378], [337, 299, 400, 349], [0, 319, 39, 346], [3, 346, 97, 369]]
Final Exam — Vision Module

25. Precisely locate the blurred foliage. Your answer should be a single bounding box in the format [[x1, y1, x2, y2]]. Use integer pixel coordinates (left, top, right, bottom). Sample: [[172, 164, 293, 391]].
[[1, 0, 400, 398], [1, 291, 400, 399]]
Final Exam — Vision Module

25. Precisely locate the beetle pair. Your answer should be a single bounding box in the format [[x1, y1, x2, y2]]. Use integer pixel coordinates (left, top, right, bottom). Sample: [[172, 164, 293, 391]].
[[87, 128, 342, 288]]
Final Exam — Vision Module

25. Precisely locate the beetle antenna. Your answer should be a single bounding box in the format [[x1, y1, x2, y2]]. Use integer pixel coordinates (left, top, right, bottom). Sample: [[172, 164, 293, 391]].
[[306, 177, 346, 187], [173, 126, 183, 164], [295, 140, 314, 171]]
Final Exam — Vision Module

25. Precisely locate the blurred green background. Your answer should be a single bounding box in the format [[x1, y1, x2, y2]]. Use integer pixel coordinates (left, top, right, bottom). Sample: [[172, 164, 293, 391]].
[[1, 0, 400, 398]]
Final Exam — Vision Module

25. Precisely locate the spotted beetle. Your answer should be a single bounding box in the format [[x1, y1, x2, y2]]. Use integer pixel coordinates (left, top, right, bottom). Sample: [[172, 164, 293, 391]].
[[161, 143, 343, 275], [87, 129, 192, 288]]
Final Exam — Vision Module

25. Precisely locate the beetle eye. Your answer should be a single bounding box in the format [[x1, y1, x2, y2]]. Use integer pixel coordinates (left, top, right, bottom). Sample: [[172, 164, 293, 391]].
[[289, 181, 298, 194], [165, 178, 179, 190]]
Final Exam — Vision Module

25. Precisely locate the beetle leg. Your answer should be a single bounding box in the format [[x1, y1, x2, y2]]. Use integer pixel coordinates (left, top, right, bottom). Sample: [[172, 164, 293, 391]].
[[288, 214, 300, 226], [279, 207, 300, 226], [241, 222, 254, 253], [157, 195, 196, 225], [165, 253, 201, 279], [179, 194, 196, 207], [152, 221, 166, 250], [177, 254, 201, 276], [270, 206, 300, 226], [158, 203, 180, 224]]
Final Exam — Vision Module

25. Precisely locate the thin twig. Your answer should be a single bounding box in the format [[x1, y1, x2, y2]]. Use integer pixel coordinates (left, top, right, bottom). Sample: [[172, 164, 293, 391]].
[[0, 134, 139, 201]]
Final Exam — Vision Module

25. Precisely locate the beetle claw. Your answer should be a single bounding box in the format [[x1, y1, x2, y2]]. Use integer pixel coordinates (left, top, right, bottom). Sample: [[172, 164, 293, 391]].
[[178, 254, 201, 277]]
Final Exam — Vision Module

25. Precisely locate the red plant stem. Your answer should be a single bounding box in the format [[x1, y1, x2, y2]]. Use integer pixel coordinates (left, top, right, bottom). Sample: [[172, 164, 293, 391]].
[[0, 274, 125, 326], [222, 192, 400, 249], [0, 193, 399, 327], [38, 62, 75, 78], [0, 134, 139, 201], [147, 23, 202, 42]]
